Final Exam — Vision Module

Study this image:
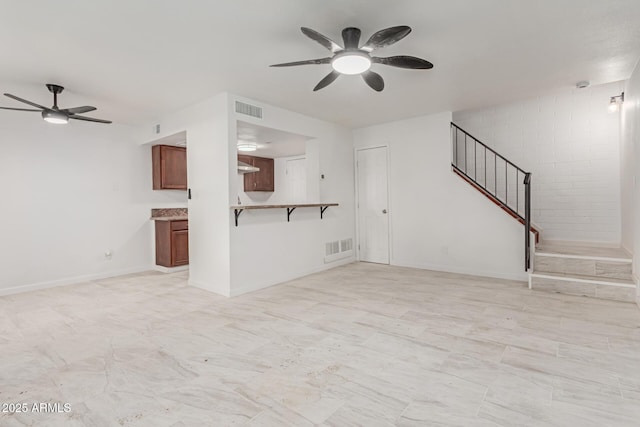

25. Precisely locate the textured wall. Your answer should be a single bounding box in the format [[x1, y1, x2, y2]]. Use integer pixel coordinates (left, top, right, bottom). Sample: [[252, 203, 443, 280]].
[[354, 112, 528, 282], [454, 82, 623, 244]]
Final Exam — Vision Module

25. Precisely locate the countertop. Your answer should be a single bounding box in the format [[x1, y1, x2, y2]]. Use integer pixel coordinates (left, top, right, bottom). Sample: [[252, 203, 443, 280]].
[[151, 216, 188, 221], [151, 207, 188, 221], [230, 203, 339, 210]]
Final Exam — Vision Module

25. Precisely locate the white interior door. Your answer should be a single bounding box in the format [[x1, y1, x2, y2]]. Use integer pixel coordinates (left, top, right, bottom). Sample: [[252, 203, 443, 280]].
[[357, 147, 390, 264], [286, 158, 307, 203]]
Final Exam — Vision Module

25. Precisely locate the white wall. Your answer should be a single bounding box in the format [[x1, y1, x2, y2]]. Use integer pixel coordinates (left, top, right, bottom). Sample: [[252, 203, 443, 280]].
[[228, 95, 355, 296], [454, 82, 623, 244], [621, 65, 639, 256], [0, 111, 185, 295], [620, 61, 640, 305], [142, 93, 232, 296], [354, 112, 528, 281]]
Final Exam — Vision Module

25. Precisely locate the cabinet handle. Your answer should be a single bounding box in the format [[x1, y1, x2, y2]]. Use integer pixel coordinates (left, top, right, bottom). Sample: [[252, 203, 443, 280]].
[[254, 182, 256, 188]]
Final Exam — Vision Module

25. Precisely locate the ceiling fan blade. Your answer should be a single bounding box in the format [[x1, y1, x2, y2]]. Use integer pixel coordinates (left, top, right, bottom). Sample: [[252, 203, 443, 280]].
[[4, 93, 47, 110], [69, 115, 112, 124], [62, 106, 97, 115], [270, 58, 332, 67], [342, 27, 361, 50], [301, 27, 343, 52], [0, 106, 42, 112], [372, 55, 434, 69], [362, 70, 385, 92], [313, 71, 340, 91], [362, 26, 412, 52]]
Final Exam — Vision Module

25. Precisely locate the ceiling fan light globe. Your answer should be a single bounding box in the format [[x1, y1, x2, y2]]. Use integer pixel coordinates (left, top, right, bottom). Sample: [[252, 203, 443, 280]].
[[331, 51, 372, 75], [42, 110, 69, 124]]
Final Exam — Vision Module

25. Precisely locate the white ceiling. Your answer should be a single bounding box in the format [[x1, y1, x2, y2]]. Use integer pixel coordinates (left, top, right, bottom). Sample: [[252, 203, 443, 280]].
[[1, 1, 639, 128], [237, 121, 310, 158]]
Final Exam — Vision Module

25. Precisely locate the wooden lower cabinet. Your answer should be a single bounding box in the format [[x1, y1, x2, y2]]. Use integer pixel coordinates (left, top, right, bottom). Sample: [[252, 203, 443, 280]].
[[155, 220, 189, 267]]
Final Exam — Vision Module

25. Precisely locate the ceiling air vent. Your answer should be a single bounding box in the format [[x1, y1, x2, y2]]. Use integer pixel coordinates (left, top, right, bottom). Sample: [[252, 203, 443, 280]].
[[235, 101, 263, 119]]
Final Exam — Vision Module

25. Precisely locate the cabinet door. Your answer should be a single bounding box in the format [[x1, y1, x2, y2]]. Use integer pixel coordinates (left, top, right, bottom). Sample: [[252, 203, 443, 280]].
[[253, 157, 274, 191], [161, 146, 187, 190], [239, 155, 257, 191], [155, 221, 172, 267], [154, 145, 187, 190], [172, 229, 189, 266]]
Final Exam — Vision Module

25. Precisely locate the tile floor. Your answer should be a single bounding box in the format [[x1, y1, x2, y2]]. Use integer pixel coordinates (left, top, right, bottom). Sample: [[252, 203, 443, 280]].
[[1, 262, 640, 426]]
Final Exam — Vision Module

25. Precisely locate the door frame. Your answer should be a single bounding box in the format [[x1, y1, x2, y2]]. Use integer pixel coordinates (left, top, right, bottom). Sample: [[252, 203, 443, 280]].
[[354, 145, 392, 264]]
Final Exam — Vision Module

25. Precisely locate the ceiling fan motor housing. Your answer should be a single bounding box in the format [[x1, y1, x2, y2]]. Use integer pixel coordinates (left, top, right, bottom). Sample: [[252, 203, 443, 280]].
[[46, 84, 64, 94]]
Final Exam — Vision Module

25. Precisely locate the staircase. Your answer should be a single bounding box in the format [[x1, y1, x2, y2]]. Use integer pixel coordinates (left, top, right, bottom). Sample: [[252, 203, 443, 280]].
[[530, 242, 635, 303], [451, 123, 637, 304], [451, 123, 536, 270]]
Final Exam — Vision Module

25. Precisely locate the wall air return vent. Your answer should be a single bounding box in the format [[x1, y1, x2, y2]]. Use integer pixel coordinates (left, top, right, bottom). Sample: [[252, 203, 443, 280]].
[[325, 238, 354, 263], [326, 241, 340, 257], [235, 101, 263, 119]]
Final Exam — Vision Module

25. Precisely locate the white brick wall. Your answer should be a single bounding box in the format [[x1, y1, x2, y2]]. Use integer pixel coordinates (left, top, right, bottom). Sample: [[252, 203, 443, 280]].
[[453, 81, 623, 244]]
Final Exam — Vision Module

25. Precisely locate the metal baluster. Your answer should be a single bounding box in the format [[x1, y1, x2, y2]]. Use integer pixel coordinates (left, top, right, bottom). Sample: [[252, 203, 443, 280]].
[[484, 147, 487, 187], [516, 170, 519, 216], [464, 134, 467, 174], [454, 127, 457, 167], [505, 161, 508, 206], [524, 173, 532, 271], [494, 152, 497, 196], [474, 139, 477, 180]]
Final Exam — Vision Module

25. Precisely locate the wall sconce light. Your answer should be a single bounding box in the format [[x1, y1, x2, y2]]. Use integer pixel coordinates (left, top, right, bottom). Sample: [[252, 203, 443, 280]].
[[609, 92, 624, 113]]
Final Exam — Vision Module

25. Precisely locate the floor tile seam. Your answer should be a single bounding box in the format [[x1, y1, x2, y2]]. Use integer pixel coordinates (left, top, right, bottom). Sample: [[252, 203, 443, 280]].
[[547, 390, 640, 423]]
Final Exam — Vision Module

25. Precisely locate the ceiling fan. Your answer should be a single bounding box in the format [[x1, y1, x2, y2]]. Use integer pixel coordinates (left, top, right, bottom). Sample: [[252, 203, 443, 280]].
[[271, 25, 433, 92], [0, 84, 112, 124]]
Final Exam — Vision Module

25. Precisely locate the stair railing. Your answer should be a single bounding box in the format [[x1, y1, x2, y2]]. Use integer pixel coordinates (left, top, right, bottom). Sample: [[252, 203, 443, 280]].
[[450, 122, 532, 271]]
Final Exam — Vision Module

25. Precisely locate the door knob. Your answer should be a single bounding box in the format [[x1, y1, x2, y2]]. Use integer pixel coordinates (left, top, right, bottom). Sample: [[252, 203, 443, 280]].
[[382, 209, 387, 214]]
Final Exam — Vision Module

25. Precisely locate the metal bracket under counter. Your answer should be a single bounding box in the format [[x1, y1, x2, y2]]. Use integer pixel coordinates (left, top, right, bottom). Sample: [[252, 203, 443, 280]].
[[231, 203, 339, 226]]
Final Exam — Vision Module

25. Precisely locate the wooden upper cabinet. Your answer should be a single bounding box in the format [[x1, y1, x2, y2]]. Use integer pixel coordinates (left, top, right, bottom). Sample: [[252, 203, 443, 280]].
[[252, 156, 274, 191], [239, 154, 274, 192], [153, 145, 187, 190]]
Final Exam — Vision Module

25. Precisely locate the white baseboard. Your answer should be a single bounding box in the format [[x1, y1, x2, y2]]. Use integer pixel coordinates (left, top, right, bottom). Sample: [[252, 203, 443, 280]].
[[390, 260, 529, 283], [188, 279, 230, 297], [0, 265, 153, 297], [230, 257, 355, 297], [325, 249, 353, 264], [153, 265, 189, 273]]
